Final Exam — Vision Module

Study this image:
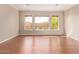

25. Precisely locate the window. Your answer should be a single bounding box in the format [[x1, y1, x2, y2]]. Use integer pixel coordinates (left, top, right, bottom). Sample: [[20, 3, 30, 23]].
[[24, 16, 59, 31], [35, 17, 49, 30], [51, 16, 59, 30], [24, 16, 33, 30]]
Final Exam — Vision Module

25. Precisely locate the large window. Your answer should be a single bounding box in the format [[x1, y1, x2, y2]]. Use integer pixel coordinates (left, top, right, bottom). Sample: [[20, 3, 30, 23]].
[[24, 16, 59, 31], [35, 17, 49, 30], [24, 16, 33, 30]]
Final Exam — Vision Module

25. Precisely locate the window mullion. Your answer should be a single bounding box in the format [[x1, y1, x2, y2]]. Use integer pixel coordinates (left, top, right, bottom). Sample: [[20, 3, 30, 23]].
[[32, 16, 35, 31], [49, 16, 51, 30]]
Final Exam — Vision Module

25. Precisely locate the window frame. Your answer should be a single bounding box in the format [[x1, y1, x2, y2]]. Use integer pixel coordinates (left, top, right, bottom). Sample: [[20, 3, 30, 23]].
[[24, 15, 59, 31], [34, 16, 50, 31], [24, 15, 33, 30]]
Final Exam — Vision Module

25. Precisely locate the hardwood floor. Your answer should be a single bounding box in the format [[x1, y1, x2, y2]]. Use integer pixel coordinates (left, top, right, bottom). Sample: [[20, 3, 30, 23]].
[[0, 35, 79, 54]]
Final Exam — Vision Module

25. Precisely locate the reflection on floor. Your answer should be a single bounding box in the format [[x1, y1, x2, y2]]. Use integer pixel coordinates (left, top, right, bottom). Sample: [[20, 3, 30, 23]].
[[0, 35, 79, 54]]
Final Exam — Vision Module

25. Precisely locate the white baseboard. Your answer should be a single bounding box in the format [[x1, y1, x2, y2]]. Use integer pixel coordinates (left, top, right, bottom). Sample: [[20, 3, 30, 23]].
[[66, 34, 79, 41], [0, 34, 19, 44], [70, 35, 79, 41]]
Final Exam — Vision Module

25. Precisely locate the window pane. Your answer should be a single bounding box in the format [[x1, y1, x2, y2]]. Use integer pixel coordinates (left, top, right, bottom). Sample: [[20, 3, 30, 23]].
[[51, 16, 59, 30], [24, 16, 33, 30], [35, 17, 49, 30]]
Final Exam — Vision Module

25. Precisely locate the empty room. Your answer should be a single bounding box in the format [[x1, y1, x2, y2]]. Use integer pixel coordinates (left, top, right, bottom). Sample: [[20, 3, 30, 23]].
[[0, 4, 79, 54]]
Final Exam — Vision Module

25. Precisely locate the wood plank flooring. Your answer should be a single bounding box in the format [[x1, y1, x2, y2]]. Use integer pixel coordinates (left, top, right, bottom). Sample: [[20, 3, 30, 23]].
[[0, 35, 79, 54]]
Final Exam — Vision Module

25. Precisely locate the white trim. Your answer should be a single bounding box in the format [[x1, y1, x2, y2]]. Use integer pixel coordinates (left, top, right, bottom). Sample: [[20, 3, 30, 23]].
[[69, 35, 79, 41], [66, 34, 79, 41], [0, 34, 19, 44]]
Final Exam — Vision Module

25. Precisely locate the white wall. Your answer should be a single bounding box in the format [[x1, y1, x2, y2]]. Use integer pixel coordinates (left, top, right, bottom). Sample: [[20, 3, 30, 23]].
[[0, 5, 19, 42], [64, 5, 79, 41], [19, 11, 65, 35]]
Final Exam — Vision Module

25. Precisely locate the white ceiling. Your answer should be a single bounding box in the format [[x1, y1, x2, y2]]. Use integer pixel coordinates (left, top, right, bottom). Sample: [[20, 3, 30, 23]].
[[10, 4, 75, 11]]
